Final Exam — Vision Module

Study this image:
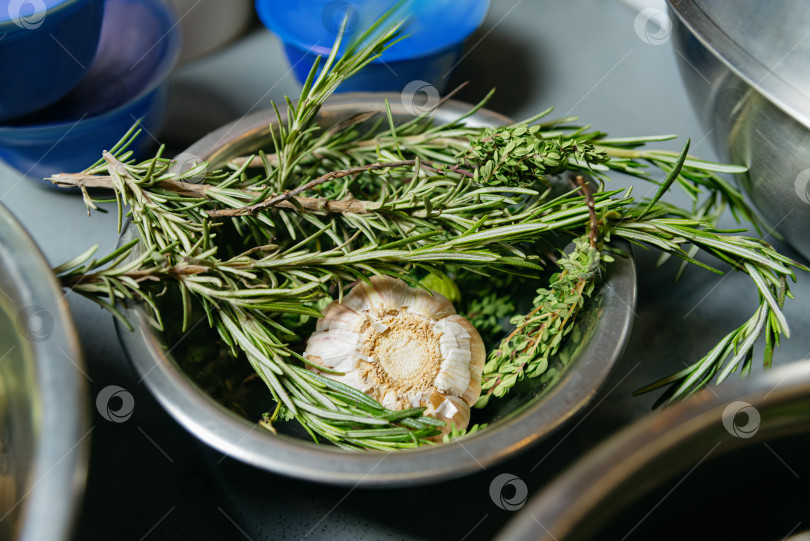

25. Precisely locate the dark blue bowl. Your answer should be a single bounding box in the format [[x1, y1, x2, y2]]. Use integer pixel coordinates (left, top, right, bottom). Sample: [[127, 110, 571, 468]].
[[256, 0, 490, 93], [0, 0, 105, 122], [281, 41, 468, 93], [0, 0, 180, 183]]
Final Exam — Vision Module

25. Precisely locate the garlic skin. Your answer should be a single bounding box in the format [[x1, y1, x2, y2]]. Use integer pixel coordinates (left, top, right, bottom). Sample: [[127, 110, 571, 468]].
[[304, 276, 485, 437]]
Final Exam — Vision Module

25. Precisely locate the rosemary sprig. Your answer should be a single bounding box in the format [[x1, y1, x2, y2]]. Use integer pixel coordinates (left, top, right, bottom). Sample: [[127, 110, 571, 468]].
[[50, 12, 808, 449], [619, 211, 800, 403]]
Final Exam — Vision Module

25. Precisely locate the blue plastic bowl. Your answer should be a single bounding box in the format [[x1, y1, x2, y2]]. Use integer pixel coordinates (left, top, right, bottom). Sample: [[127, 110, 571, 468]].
[[0, 0, 180, 183], [255, 0, 490, 93], [0, 0, 105, 122]]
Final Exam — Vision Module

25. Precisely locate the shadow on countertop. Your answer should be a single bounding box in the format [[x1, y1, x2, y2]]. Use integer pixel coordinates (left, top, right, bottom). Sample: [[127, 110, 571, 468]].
[[72, 303, 235, 541], [447, 24, 543, 118]]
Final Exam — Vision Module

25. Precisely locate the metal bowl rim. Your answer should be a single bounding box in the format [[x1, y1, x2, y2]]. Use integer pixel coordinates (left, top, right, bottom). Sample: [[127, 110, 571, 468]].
[[0, 203, 90, 541], [116, 93, 637, 487]]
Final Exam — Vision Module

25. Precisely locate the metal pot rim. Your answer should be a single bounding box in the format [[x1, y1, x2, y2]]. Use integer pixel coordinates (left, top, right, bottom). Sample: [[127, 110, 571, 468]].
[[497, 360, 810, 540]]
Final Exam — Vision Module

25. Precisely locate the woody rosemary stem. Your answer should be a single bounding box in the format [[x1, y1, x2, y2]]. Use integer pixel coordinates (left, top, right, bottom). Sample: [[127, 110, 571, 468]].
[[206, 159, 473, 217], [52, 158, 478, 217], [49, 9, 808, 450], [50, 171, 372, 214]]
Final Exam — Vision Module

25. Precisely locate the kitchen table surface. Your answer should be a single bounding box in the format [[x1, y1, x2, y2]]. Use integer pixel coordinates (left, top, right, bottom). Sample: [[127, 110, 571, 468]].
[[3, 1, 809, 539]]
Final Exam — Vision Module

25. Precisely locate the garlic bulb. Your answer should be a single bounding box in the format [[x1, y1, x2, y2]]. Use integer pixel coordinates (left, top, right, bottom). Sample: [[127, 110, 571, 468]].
[[304, 276, 485, 437]]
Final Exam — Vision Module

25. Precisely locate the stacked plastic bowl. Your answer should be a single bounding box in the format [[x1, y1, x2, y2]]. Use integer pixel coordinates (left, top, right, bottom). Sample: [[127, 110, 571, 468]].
[[255, 0, 490, 93], [0, 0, 180, 183]]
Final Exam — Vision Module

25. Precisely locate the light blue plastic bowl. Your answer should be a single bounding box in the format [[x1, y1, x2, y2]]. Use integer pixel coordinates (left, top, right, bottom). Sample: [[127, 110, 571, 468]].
[[0, 0, 105, 122], [0, 0, 180, 183], [255, 0, 490, 93]]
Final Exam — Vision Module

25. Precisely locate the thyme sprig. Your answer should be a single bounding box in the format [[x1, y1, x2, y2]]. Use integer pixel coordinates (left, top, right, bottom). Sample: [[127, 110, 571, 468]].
[[51, 12, 807, 448], [477, 234, 605, 407]]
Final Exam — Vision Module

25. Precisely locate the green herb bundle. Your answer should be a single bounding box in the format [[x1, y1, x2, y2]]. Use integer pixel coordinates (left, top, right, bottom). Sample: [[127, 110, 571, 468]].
[[51, 13, 806, 449]]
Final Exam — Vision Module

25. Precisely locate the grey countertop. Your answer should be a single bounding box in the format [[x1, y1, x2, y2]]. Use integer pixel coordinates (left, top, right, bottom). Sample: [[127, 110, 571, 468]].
[[2, 1, 809, 539]]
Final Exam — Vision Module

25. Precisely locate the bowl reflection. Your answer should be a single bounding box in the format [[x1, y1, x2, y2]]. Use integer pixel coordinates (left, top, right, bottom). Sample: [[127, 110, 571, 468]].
[[668, 0, 810, 261]]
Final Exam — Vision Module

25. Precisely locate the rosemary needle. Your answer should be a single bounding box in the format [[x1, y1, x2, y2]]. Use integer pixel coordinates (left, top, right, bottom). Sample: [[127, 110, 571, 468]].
[[50, 11, 807, 447]]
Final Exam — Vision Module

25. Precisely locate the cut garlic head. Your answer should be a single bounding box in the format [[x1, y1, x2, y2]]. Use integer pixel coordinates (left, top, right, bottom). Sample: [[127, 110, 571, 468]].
[[304, 276, 485, 437]]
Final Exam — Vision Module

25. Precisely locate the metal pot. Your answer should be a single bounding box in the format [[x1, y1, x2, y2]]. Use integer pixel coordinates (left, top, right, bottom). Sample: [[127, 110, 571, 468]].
[[497, 360, 810, 540], [115, 93, 637, 487], [667, 0, 810, 261], [0, 203, 89, 540]]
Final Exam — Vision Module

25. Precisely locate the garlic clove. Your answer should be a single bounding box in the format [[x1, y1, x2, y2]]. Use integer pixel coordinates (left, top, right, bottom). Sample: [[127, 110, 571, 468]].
[[405, 287, 456, 320], [315, 302, 365, 333], [380, 389, 404, 410], [338, 370, 373, 393], [304, 330, 360, 373], [434, 319, 473, 395], [340, 276, 395, 314], [424, 393, 471, 438], [371, 275, 414, 312], [447, 315, 486, 407]]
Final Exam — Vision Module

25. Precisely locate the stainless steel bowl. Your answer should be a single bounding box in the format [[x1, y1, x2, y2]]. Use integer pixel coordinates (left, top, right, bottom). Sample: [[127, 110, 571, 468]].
[[667, 0, 810, 260], [116, 93, 637, 487], [497, 360, 810, 540], [0, 203, 89, 540]]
